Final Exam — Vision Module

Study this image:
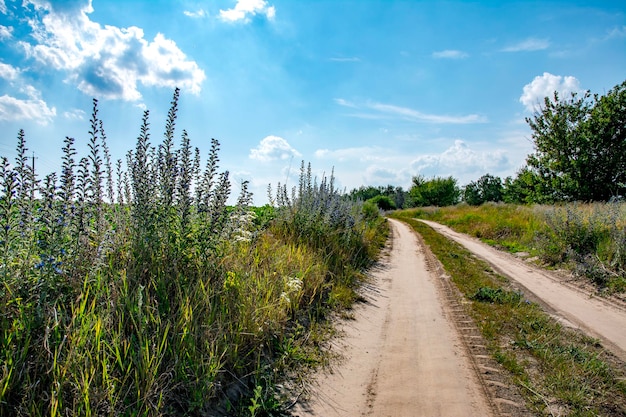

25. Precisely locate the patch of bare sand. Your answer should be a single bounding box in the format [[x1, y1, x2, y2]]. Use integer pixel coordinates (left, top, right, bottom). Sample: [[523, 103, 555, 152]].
[[292, 219, 494, 417]]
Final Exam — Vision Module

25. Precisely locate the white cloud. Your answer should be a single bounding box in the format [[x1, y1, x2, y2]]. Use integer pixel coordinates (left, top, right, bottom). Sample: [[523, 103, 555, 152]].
[[0, 59, 56, 125], [502, 37, 550, 52], [315, 146, 385, 162], [19, 0, 205, 101], [63, 108, 86, 120], [335, 99, 485, 124], [432, 50, 468, 59], [250, 136, 301, 162], [0, 62, 20, 80], [410, 140, 509, 181], [366, 166, 412, 186], [0, 94, 56, 125], [184, 9, 207, 18], [219, 0, 275, 23], [315, 139, 515, 192], [519, 72, 581, 112], [334, 98, 357, 108], [0, 0, 6, 14], [0, 25, 12, 39], [367, 102, 486, 124]]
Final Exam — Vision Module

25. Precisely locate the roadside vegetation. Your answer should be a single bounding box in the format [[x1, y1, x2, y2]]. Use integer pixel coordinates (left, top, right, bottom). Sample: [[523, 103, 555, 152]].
[[0, 90, 388, 416], [397, 202, 626, 294], [391, 213, 626, 416]]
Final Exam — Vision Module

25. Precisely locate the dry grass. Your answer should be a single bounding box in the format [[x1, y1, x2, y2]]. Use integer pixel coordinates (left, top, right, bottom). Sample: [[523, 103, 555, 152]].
[[392, 213, 626, 416]]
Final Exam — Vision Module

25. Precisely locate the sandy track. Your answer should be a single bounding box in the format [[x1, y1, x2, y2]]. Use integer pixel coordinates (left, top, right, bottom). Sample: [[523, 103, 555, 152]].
[[292, 219, 494, 417], [420, 219, 626, 362]]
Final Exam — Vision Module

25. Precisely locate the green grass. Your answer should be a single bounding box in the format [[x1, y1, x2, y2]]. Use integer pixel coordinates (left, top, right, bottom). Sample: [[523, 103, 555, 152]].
[[398, 202, 626, 293], [391, 212, 626, 416], [0, 92, 389, 416]]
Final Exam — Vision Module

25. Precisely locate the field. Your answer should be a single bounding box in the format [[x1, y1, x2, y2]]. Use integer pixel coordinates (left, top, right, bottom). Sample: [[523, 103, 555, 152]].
[[399, 202, 626, 293], [0, 93, 387, 416], [3, 91, 625, 416]]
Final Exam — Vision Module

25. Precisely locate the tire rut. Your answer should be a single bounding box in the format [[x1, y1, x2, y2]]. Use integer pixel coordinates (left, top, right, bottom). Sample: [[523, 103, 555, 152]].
[[420, 219, 626, 362], [415, 227, 534, 417], [292, 219, 502, 416]]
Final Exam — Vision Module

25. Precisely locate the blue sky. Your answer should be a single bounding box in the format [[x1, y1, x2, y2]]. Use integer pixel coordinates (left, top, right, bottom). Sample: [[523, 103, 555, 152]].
[[1, 0, 625, 204]]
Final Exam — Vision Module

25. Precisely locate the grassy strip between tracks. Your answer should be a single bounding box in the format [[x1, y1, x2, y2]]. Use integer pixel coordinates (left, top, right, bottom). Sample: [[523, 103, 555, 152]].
[[391, 213, 626, 417]]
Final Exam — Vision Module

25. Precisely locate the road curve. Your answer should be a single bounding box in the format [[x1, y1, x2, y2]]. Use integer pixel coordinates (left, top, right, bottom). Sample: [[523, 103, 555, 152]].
[[420, 219, 626, 362], [293, 219, 493, 417]]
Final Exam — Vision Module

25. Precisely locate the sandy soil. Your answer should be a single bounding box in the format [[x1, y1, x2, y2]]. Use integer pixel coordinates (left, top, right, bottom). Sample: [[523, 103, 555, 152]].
[[420, 219, 626, 362], [292, 219, 495, 417]]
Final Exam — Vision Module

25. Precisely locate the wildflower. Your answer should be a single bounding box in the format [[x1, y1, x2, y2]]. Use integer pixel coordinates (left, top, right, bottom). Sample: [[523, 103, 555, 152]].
[[284, 276, 302, 293]]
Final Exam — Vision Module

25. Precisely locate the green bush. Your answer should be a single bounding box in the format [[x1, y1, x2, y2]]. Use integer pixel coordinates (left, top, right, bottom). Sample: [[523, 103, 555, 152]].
[[407, 175, 460, 207], [367, 195, 396, 211]]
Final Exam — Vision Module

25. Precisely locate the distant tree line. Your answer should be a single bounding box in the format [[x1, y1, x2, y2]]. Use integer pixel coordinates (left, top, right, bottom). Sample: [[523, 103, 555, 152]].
[[349, 79, 626, 208]]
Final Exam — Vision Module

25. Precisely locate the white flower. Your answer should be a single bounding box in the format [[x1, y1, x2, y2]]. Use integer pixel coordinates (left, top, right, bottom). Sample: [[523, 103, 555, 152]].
[[285, 276, 302, 293]]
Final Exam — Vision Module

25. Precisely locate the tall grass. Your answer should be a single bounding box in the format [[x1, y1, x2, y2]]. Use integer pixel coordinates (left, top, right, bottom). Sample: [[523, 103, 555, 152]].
[[400, 202, 626, 292], [392, 215, 626, 416], [0, 90, 387, 415]]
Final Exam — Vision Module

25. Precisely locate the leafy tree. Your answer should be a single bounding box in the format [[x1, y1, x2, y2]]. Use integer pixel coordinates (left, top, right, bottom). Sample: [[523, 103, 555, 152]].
[[367, 195, 396, 210], [502, 168, 551, 204], [407, 175, 460, 207], [463, 174, 503, 205], [526, 80, 626, 202], [348, 184, 407, 208], [348, 185, 382, 201]]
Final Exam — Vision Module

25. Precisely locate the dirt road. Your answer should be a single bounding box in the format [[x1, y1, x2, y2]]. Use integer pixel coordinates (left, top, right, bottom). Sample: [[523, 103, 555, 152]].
[[420, 220, 626, 362], [292, 219, 495, 417]]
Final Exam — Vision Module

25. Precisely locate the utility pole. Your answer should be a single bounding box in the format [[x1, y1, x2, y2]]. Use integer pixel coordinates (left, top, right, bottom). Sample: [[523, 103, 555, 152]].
[[31, 152, 37, 200]]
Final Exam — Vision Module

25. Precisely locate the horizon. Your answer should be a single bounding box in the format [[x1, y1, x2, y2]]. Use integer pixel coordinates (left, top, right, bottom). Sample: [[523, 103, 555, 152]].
[[1, 0, 625, 204]]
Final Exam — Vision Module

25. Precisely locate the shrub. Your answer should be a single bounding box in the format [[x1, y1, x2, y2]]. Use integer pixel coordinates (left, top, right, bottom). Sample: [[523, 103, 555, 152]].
[[367, 195, 396, 211], [407, 175, 460, 207]]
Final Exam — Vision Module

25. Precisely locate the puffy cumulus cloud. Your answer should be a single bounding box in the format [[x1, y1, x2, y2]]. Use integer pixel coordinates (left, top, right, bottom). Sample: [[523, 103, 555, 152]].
[[249, 136, 301, 162], [219, 0, 275, 23], [0, 25, 12, 39], [0, 94, 56, 125], [20, 0, 205, 101], [363, 165, 412, 187], [0, 61, 56, 124], [502, 37, 550, 52], [410, 140, 510, 182], [520, 72, 581, 112], [0, 62, 20, 80], [432, 49, 468, 59], [314, 147, 413, 189]]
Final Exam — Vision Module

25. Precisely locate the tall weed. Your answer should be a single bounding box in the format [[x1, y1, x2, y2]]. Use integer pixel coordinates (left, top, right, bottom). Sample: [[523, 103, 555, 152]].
[[0, 90, 386, 415], [399, 202, 626, 292]]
